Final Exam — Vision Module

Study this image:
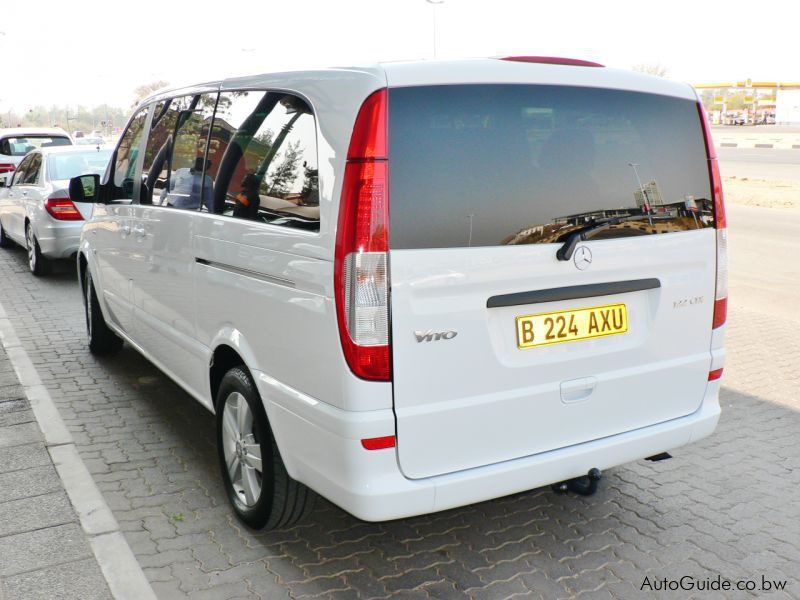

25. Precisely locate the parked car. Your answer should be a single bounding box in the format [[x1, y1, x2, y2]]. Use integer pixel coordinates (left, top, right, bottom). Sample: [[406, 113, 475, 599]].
[[0, 128, 72, 187], [75, 136, 105, 147], [71, 57, 726, 529], [0, 146, 112, 275]]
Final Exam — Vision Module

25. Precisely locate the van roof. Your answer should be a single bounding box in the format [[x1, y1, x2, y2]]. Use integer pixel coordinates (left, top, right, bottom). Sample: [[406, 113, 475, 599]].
[[379, 58, 697, 100], [142, 57, 698, 108]]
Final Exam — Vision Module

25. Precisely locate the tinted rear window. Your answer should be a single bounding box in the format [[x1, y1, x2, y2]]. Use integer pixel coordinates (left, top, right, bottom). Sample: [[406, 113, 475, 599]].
[[388, 85, 713, 249], [47, 150, 112, 181], [0, 135, 71, 156]]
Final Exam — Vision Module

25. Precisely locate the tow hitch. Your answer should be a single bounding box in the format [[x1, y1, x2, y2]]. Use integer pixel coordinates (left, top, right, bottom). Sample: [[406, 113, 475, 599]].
[[551, 468, 602, 496]]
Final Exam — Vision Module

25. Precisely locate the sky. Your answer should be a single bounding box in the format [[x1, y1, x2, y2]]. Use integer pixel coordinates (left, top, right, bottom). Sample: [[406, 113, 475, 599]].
[[1, 0, 798, 111]]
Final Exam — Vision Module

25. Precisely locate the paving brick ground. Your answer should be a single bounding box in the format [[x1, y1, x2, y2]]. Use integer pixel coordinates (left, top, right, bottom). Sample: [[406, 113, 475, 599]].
[[0, 319, 112, 599], [0, 223, 797, 599]]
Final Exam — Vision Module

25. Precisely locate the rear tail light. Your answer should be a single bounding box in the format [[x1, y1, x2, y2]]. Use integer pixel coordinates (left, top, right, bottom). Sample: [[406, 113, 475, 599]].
[[334, 89, 391, 381], [708, 368, 724, 381], [698, 103, 727, 329], [0, 163, 16, 175], [45, 194, 84, 221]]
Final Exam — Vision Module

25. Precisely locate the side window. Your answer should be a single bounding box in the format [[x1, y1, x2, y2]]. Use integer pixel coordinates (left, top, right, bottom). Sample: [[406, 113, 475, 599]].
[[140, 100, 180, 204], [206, 90, 319, 230], [157, 94, 215, 210], [11, 154, 33, 186], [110, 107, 149, 201], [22, 154, 42, 185]]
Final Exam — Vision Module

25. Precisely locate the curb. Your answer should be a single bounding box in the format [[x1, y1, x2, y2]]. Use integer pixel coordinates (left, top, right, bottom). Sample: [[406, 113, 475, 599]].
[[0, 301, 156, 600]]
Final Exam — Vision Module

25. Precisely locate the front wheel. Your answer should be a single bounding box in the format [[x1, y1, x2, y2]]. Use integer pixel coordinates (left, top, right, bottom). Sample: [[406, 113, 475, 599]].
[[25, 223, 51, 276], [216, 366, 315, 529], [84, 268, 122, 355]]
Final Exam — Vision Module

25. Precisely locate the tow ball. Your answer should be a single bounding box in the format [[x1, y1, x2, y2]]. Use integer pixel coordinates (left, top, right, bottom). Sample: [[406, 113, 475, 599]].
[[551, 468, 602, 496]]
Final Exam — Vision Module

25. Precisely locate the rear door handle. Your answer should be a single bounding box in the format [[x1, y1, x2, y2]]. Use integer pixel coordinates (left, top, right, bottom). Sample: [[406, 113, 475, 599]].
[[121, 223, 131, 235], [560, 377, 597, 404], [133, 226, 146, 238]]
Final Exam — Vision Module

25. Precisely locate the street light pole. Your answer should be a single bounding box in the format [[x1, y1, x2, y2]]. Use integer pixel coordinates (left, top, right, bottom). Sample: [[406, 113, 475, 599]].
[[426, 0, 445, 58]]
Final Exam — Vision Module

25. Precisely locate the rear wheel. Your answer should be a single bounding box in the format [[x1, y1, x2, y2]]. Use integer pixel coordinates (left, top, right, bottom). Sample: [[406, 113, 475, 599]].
[[25, 222, 51, 276], [0, 220, 10, 248], [84, 268, 122, 355], [216, 366, 315, 529]]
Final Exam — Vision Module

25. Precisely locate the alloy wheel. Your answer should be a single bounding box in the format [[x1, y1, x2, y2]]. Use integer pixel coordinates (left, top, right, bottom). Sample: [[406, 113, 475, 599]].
[[85, 277, 93, 340], [26, 226, 36, 272], [221, 392, 263, 506]]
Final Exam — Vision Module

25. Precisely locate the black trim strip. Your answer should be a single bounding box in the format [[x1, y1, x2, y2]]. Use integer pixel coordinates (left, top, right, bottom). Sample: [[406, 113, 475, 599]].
[[487, 278, 661, 308], [195, 257, 295, 288]]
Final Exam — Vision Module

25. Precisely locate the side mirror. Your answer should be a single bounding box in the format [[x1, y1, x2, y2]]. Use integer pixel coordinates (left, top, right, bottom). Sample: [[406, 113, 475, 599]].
[[69, 174, 100, 203]]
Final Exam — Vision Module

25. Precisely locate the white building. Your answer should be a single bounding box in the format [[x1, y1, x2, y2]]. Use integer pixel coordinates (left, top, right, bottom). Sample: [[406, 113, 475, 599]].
[[776, 89, 800, 125]]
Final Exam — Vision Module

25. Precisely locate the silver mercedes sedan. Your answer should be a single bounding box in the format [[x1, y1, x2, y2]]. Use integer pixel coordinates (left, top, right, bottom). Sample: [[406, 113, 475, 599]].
[[0, 146, 111, 275]]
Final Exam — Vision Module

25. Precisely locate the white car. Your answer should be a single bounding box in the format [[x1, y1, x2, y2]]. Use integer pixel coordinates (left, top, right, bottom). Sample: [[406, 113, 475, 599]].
[[0, 146, 112, 275], [0, 127, 72, 187], [73, 57, 726, 529]]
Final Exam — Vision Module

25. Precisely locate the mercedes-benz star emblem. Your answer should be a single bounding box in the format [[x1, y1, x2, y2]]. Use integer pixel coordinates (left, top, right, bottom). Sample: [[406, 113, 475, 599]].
[[574, 246, 592, 270]]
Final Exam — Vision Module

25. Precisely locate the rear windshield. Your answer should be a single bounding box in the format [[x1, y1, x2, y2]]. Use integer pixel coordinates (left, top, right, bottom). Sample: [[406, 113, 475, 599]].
[[0, 135, 71, 157], [388, 85, 713, 249], [47, 150, 112, 181]]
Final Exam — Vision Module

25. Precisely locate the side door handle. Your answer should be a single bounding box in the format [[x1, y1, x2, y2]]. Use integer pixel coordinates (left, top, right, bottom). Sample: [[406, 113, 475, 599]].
[[121, 223, 131, 236], [133, 225, 146, 238]]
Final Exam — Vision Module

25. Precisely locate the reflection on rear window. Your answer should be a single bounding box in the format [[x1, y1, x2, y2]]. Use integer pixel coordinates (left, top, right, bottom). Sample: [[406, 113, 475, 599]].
[[1, 136, 71, 156], [389, 85, 713, 249], [47, 150, 112, 181]]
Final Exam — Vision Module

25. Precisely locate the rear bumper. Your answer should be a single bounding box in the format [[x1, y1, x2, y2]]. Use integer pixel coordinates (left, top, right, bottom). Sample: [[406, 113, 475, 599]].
[[258, 371, 721, 522], [36, 220, 81, 259]]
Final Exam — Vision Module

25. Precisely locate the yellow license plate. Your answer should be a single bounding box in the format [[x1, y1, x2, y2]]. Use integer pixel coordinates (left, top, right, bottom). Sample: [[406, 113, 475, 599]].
[[516, 303, 628, 349]]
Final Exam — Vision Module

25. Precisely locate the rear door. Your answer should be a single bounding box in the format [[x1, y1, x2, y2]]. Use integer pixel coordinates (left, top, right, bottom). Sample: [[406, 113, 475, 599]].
[[19, 153, 45, 229], [3, 154, 34, 241], [388, 84, 718, 479]]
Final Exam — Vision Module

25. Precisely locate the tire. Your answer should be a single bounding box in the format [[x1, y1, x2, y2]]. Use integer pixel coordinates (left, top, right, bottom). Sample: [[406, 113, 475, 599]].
[[0, 220, 10, 249], [25, 222, 51, 276], [84, 268, 122, 355], [216, 366, 315, 530]]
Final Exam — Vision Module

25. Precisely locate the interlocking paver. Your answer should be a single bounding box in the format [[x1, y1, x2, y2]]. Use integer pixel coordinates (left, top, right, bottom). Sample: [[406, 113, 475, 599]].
[[0, 209, 797, 599]]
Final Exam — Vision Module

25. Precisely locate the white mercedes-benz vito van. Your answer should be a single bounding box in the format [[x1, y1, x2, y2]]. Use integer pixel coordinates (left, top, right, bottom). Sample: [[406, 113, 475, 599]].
[[71, 57, 726, 529]]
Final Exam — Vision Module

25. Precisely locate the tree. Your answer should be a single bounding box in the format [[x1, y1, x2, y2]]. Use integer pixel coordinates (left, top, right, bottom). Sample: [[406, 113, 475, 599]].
[[265, 140, 302, 197], [132, 81, 170, 106], [724, 91, 747, 111], [631, 63, 670, 78]]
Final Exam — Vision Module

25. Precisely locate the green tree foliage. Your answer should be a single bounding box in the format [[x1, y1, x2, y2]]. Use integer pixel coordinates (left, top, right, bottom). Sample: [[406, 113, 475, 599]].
[[1, 104, 128, 132], [724, 92, 747, 110], [133, 80, 170, 107], [264, 140, 302, 198]]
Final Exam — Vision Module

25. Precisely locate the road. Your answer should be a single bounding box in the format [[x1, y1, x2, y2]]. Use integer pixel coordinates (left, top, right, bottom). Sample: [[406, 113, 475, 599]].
[[718, 147, 800, 181], [0, 206, 798, 599], [727, 204, 800, 323]]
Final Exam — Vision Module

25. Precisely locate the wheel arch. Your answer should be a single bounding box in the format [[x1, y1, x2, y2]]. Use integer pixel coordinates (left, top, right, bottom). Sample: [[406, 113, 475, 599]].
[[78, 250, 88, 297], [210, 344, 248, 410]]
